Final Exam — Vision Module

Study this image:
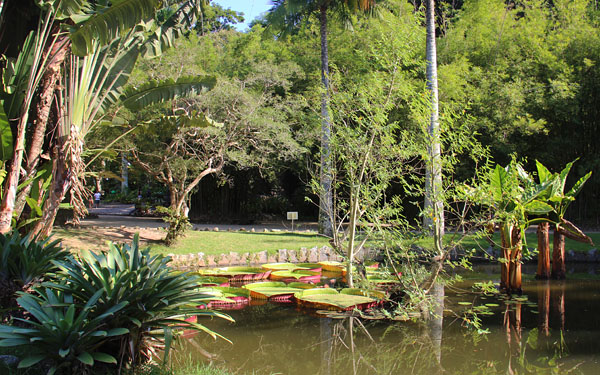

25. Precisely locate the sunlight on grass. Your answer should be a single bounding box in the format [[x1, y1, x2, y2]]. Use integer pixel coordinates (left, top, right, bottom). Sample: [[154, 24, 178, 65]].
[[148, 231, 330, 255]]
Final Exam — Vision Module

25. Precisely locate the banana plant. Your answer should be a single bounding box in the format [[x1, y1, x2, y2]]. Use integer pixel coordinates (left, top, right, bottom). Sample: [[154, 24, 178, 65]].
[[479, 161, 553, 293], [534, 160, 592, 279]]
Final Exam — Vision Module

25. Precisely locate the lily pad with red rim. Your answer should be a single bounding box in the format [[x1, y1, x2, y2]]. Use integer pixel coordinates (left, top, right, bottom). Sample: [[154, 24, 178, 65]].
[[243, 281, 316, 302], [294, 288, 385, 311], [269, 270, 322, 283]]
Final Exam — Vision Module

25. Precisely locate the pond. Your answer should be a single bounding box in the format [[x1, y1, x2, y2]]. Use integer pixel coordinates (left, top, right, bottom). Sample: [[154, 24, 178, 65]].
[[174, 265, 600, 374]]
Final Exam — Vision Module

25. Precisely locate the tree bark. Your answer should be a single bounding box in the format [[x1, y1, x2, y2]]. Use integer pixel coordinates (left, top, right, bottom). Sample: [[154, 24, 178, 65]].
[[318, 5, 333, 238], [536, 222, 551, 279], [551, 226, 566, 279], [14, 34, 69, 220], [424, 0, 444, 242], [508, 226, 522, 294], [500, 226, 511, 291], [30, 139, 70, 237]]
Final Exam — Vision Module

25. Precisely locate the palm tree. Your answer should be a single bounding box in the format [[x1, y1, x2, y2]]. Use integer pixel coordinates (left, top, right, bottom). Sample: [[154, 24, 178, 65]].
[[422, 0, 445, 290], [0, 0, 210, 235], [266, 0, 376, 237]]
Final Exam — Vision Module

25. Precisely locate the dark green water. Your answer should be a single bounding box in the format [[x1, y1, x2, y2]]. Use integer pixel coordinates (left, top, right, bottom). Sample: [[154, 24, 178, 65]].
[[175, 266, 600, 374]]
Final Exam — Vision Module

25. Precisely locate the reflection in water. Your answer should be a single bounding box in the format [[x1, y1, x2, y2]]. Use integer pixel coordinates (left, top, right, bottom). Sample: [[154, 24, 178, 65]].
[[427, 282, 444, 369], [171, 277, 600, 374]]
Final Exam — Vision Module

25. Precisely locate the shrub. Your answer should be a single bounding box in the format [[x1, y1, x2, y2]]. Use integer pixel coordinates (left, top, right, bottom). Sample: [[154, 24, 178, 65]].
[[155, 206, 191, 245]]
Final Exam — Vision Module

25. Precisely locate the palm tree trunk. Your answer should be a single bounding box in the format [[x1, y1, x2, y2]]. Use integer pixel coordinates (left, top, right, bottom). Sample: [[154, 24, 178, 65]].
[[30, 139, 70, 237], [424, 0, 444, 244], [14, 34, 69, 219], [551, 226, 566, 279], [536, 222, 551, 279], [318, 4, 333, 238]]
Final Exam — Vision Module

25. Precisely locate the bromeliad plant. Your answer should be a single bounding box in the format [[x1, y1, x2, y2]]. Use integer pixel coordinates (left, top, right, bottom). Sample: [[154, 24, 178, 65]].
[[0, 234, 230, 373], [0, 230, 67, 312], [48, 234, 231, 365], [0, 288, 128, 374]]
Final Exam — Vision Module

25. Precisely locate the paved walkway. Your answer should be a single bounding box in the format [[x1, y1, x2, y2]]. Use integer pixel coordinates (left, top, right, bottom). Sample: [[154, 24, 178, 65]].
[[84, 204, 317, 232]]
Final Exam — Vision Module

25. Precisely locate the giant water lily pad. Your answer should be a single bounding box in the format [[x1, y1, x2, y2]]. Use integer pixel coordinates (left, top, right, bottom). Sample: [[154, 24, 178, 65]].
[[294, 288, 384, 311], [197, 286, 251, 310], [243, 281, 313, 302], [197, 267, 271, 281], [295, 263, 322, 272], [194, 276, 230, 287], [261, 263, 297, 271], [270, 270, 321, 283], [318, 261, 345, 273], [261, 262, 322, 272]]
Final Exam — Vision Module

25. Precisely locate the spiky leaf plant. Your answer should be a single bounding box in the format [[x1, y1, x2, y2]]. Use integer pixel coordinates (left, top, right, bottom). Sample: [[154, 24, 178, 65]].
[[48, 234, 231, 365]]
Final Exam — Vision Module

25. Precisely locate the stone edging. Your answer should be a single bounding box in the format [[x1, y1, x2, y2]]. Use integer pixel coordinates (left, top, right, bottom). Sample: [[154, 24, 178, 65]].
[[167, 246, 342, 268]]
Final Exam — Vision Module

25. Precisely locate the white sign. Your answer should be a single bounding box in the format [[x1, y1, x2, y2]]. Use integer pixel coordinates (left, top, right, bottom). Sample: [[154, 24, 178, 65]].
[[287, 211, 298, 220]]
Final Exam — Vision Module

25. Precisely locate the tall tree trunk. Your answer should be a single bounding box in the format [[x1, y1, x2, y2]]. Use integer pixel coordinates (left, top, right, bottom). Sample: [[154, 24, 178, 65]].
[[536, 222, 551, 279], [424, 0, 444, 243], [30, 139, 70, 237], [318, 5, 333, 238], [121, 153, 129, 193], [14, 34, 69, 220], [551, 226, 566, 279], [0, 104, 33, 233]]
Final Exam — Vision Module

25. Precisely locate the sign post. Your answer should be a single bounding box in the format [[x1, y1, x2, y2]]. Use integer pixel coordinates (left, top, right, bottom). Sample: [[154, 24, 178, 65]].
[[287, 211, 298, 232]]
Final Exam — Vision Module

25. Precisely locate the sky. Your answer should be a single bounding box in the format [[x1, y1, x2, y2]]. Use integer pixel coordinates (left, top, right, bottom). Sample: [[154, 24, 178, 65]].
[[213, 0, 273, 31]]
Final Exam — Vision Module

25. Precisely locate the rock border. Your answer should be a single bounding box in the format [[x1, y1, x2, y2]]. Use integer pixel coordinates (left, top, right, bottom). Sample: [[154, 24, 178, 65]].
[[167, 246, 343, 268]]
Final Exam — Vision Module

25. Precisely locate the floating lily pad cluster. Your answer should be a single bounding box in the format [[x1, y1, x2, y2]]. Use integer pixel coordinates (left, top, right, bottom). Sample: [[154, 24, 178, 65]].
[[193, 261, 392, 312]]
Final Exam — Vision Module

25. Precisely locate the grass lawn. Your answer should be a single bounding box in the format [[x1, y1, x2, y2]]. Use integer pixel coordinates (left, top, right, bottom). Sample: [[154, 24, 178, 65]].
[[53, 227, 330, 256], [148, 231, 331, 256]]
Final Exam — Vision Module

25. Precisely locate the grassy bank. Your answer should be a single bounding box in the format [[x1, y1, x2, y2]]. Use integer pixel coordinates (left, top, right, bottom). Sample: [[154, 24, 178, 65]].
[[411, 231, 600, 253], [53, 227, 330, 256], [148, 231, 330, 256]]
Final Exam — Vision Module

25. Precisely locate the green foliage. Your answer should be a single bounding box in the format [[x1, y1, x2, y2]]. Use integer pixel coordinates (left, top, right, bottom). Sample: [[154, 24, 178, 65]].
[[0, 104, 12, 162], [0, 230, 66, 291], [121, 76, 217, 111], [0, 288, 127, 374], [47, 235, 230, 365], [155, 206, 191, 246], [69, 0, 162, 56]]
